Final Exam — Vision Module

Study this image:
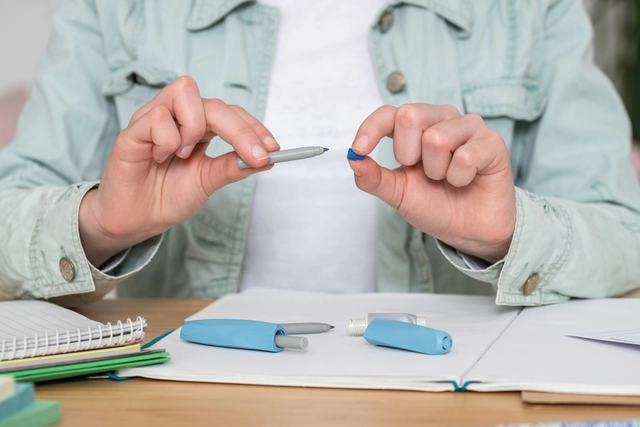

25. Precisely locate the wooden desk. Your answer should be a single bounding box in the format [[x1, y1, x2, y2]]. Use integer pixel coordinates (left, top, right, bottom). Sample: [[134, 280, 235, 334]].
[[35, 299, 640, 427]]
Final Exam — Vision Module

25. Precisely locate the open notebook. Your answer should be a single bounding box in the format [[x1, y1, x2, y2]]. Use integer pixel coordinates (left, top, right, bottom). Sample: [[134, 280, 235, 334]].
[[0, 300, 146, 361], [120, 288, 640, 395]]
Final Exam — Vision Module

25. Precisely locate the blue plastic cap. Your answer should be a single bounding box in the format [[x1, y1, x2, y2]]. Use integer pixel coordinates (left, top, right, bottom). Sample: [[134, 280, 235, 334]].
[[180, 319, 287, 353], [347, 148, 365, 161], [363, 318, 452, 355]]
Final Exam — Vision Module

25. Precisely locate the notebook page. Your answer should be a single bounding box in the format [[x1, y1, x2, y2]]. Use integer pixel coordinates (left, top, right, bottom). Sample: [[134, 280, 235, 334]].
[[121, 288, 520, 391], [0, 301, 146, 361], [0, 301, 100, 341], [465, 298, 640, 395]]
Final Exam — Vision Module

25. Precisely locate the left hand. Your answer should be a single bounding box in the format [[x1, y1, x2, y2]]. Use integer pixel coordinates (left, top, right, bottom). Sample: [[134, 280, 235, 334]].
[[349, 104, 516, 264]]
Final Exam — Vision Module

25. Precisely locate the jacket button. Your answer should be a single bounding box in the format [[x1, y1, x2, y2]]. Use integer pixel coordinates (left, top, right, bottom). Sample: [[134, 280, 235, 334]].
[[59, 257, 76, 282], [387, 71, 406, 94], [523, 273, 540, 296], [379, 10, 393, 33]]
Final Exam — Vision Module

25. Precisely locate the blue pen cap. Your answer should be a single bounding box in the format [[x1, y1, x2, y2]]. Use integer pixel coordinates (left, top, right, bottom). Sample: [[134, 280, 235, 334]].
[[180, 319, 287, 353], [363, 318, 452, 355]]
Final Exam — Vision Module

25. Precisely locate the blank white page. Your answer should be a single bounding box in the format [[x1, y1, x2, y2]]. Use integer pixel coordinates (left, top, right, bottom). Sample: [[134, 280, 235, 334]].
[[121, 288, 520, 391], [466, 298, 640, 395]]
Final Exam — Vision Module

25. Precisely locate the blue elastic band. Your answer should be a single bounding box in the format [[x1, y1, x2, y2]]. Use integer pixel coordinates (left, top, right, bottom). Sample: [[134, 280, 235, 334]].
[[106, 328, 176, 381], [452, 381, 475, 391]]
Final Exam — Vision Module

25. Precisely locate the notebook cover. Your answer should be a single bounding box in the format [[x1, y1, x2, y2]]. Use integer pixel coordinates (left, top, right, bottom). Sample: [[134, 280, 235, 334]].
[[8, 351, 170, 383], [521, 391, 640, 406], [0, 378, 12, 400], [0, 400, 60, 427]]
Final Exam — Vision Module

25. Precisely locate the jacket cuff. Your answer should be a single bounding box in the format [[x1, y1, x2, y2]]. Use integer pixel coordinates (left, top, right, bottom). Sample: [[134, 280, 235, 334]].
[[436, 187, 571, 306], [29, 181, 161, 300]]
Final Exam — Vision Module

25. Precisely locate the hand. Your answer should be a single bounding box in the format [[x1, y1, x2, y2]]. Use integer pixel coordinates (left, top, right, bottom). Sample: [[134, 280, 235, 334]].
[[79, 76, 279, 267], [348, 104, 516, 264]]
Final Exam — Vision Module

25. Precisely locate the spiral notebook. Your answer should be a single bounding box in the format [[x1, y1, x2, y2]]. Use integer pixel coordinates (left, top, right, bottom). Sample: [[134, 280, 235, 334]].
[[0, 300, 146, 362]]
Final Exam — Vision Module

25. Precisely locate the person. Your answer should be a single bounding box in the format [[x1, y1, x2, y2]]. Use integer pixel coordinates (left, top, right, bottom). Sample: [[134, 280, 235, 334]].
[[1, 0, 639, 307]]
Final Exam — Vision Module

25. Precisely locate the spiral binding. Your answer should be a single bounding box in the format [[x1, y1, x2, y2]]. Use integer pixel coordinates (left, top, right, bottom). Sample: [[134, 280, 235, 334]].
[[0, 316, 147, 362]]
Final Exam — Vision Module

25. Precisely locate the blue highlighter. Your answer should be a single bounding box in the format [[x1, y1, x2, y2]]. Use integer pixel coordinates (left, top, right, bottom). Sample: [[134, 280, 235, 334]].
[[181, 319, 308, 352], [363, 318, 452, 355], [347, 148, 365, 161]]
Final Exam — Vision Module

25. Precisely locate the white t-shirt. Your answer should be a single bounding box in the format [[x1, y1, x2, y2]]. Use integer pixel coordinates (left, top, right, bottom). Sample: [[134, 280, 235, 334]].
[[239, 0, 387, 292]]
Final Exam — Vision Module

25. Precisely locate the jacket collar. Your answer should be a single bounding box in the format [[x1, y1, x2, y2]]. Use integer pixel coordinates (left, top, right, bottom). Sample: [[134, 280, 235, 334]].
[[186, 0, 254, 30], [380, 0, 473, 38], [187, 0, 473, 35]]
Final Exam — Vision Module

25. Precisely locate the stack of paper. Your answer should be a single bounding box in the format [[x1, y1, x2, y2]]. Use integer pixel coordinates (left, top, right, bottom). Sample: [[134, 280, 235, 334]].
[[0, 376, 59, 427], [0, 301, 170, 382]]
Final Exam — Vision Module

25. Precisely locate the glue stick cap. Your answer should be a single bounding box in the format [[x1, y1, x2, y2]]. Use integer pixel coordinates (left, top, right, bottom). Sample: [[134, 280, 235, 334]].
[[348, 313, 427, 336], [363, 318, 452, 355], [348, 318, 368, 336]]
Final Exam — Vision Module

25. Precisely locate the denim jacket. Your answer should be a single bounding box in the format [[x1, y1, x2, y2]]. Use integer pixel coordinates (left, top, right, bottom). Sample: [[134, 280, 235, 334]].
[[1, 0, 639, 306]]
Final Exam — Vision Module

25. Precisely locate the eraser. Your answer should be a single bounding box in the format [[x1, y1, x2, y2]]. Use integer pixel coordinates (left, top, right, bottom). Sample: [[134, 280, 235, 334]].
[[363, 318, 452, 355], [347, 148, 365, 161], [181, 319, 287, 353]]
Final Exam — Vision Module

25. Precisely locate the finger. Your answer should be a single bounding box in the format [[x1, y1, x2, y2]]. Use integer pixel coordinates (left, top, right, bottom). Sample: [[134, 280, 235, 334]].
[[124, 105, 182, 163], [351, 105, 396, 155], [446, 136, 508, 187], [393, 104, 461, 166], [229, 105, 280, 152], [421, 113, 484, 180], [130, 76, 206, 159], [348, 156, 405, 211], [200, 152, 273, 196], [202, 99, 270, 168]]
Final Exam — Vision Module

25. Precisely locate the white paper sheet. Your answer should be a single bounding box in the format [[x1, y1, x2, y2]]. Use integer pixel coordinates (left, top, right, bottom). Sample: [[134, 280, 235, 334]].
[[566, 327, 640, 346], [465, 299, 640, 395], [121, 288, 519, 391]]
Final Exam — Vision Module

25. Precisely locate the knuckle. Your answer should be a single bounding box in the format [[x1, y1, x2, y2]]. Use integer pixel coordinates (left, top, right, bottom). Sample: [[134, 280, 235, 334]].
[[378, 104, 397, 116], [172, 75, 199, 92], [395, 104, 420, 127], [442, 104, 461, 117], [454, 148, 474, 168], [203, 98, 227, 115], [465, 113, 484, 125], [149, 105, 171, 124], [423, 127, 450, 152]]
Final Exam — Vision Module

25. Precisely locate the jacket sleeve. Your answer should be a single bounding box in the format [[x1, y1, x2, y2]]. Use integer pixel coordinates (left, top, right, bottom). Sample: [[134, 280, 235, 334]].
[[0, 0, 160, 306], [438, 0, 640, 305]]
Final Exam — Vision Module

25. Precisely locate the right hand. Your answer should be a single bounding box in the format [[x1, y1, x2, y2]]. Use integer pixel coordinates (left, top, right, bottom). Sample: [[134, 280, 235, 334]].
[[79, 76, 278, 267]]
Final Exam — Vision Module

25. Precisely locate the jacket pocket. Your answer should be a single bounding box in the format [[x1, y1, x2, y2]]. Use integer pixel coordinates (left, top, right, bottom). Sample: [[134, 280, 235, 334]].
[[102, 62, 178, 128], [182, 212, 235, 296], [461, 78, 547, 121], [461, 79, 548, 183]]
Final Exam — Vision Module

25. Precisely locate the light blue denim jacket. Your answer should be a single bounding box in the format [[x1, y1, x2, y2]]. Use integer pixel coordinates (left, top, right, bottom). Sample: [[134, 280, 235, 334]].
[[1, 0, 640, 306]]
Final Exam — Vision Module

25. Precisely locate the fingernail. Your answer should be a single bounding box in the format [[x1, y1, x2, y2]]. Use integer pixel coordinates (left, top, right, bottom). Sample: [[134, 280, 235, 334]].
[[157, 154, 170, 163], [177, 144, 195, 159], [252, 144, 269, 161], [352, 135, 369, 152], [349, 161, 362, 177], [264, 136, 280, 150]]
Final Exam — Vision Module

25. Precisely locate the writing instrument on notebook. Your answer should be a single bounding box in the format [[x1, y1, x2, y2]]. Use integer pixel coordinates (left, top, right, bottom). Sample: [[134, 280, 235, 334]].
[[280, 323, 335, 334], [237, 146, 329, 169]]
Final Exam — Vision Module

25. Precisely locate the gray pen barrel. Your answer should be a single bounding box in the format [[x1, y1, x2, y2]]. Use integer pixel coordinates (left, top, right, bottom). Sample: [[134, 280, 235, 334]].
[[281, 323, 332, 334], [274, 335, 309, 350], [238, 146, 326, 169]]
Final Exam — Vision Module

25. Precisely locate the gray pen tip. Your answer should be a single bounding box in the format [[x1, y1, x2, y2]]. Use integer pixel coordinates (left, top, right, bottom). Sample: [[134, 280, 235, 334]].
[[323, 147, 329, 152], [330, 325, 335, 329]]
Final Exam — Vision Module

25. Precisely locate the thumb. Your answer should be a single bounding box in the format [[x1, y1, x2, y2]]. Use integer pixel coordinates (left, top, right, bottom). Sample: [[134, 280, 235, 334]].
[[349, 156, 404, 210], [200, 151, 272, 196]]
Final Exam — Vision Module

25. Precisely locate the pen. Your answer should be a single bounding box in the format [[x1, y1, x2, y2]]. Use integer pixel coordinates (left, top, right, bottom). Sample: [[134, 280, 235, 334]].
[[280, 323, 335, 334], [237, 146, 329, 169]]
